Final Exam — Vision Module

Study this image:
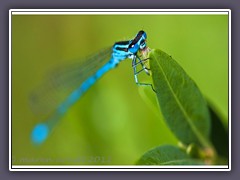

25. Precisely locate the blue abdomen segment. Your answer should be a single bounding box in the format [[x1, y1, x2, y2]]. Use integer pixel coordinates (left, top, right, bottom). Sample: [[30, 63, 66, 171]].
[[57, 59, 117, 114], [31, 59, 117, 145], [31, 123, 49, 145]]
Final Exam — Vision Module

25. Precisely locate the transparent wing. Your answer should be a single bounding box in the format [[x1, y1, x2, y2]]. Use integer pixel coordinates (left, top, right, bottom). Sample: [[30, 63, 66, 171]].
[[29, 47, 113, 119]]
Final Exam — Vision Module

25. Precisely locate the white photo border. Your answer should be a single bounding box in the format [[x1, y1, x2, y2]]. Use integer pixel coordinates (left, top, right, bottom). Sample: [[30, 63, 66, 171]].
[[9, 9, 231, 171]]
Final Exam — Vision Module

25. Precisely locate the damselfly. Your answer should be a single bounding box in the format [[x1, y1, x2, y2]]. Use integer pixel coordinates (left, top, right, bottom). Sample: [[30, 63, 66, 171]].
[[30, 30, 154, 144]]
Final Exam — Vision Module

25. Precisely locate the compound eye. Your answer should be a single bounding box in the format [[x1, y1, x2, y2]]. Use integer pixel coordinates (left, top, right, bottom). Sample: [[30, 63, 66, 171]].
[[140, 41, 146, 49], [140, 39, 146, 45]]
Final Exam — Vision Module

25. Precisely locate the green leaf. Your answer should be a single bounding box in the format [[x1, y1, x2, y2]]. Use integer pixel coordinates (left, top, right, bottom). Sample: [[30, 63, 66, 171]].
[[149, 49, 211, 148], [208, 102, 228, 159], [137, 145, 205, 165]]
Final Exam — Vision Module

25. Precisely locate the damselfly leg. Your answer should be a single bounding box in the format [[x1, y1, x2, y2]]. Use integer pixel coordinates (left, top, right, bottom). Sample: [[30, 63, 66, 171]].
[[132, 56, 156, 92]]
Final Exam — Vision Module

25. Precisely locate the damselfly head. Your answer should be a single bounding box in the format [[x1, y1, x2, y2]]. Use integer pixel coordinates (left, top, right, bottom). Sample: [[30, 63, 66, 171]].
[[128, 30, 147, 54]]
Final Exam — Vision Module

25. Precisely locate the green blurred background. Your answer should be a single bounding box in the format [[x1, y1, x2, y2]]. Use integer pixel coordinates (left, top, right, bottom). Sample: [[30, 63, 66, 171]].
[[12, 14, 228, 165]]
